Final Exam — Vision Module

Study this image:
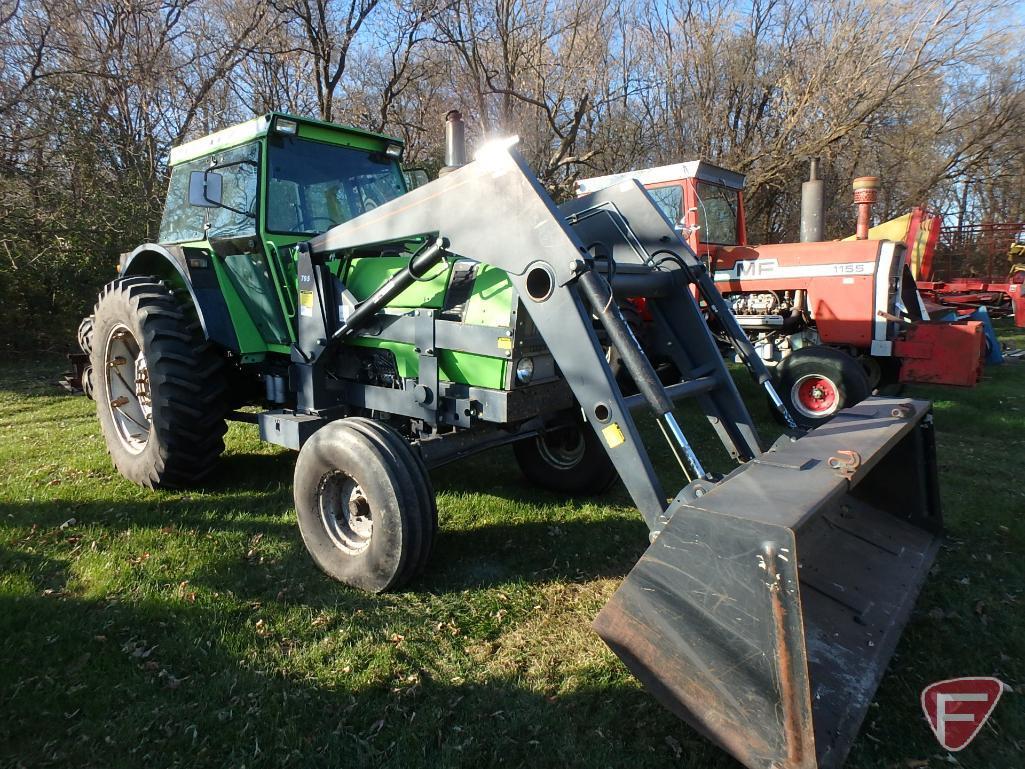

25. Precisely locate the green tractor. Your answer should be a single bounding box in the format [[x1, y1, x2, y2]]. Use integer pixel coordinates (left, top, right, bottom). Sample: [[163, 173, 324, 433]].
[[76, 111, 944, 769], [81, 115, 410, 481]]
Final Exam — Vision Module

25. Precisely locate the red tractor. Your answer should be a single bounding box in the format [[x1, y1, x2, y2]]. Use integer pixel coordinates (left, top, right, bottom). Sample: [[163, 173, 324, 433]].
[[577, 162, 985, 426]]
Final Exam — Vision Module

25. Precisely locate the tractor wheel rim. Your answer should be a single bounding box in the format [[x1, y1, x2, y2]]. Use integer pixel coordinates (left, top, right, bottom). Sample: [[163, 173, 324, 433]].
[[791, 373, 840, 419], [536, 427, 586, 469], [104, 324, 151, 453], [319, 471, 373, 555]]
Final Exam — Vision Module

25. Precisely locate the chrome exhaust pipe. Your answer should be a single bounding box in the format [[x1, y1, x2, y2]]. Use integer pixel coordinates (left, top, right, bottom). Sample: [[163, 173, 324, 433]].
[[800, 158, 824, 243], [440, 110, 466, 176]]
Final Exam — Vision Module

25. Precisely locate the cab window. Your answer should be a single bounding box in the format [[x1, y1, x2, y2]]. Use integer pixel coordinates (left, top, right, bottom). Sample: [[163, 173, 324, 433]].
[[266, 135, 406, 234], [696, 181, 739, 245], [159, 142, 260, 243]]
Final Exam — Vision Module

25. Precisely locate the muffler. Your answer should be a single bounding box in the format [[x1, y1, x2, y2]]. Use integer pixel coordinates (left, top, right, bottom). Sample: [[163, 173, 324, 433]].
[[595, 396, 942, 769]]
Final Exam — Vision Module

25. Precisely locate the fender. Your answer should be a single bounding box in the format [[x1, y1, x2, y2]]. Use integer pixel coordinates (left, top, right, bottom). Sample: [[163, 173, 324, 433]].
[[119, 243, 239, 351]]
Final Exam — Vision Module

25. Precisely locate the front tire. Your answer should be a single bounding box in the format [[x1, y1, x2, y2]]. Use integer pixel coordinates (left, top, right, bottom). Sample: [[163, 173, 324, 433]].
[[293, 419, 436, 592], [775, 346, 870, 428], [90, 277, 228, 488], [513, 419, 618, 495]]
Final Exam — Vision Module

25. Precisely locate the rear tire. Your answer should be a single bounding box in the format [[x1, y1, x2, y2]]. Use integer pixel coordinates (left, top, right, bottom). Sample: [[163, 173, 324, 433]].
[[90, 277, 228, 488], [513, 419, 618, 495], [81, 364, 94, 400], [293, 419, 436, 592], [775, 346, 870, 428], [77, 315, 94, 355]]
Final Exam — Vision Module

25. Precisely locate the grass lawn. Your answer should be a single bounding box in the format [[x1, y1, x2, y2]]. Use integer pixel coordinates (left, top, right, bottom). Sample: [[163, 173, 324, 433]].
[[2, 324, 1023, 769]]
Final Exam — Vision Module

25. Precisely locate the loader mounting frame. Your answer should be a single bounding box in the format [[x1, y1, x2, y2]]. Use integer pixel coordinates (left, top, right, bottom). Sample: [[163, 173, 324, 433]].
[[291, 145, 771, 530]]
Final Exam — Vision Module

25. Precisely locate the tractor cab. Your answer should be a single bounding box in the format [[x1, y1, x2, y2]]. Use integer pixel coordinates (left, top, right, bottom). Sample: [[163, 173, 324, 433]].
[[576, 161, 747, 260], [125, 112, 409, 358]]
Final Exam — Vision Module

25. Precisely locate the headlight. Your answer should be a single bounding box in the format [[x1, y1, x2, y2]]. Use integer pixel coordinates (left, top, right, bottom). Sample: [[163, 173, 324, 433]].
[[273, 117, 298, 135], [515, 357, 534, 384]]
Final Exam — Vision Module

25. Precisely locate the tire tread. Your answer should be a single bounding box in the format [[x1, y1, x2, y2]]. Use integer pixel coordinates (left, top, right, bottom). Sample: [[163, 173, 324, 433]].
[[91, 276, 227, 488]]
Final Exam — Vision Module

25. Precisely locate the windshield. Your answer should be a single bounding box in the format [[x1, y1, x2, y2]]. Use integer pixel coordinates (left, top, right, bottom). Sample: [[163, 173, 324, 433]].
[[696, 181, 739, 245], [266, 136, 406, 235]]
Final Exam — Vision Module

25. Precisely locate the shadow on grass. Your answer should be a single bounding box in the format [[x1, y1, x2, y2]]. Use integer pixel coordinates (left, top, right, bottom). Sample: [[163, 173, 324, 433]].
[[0, 491, 296, 539], [0, 590, 736, 769], [200, 451, 296, 492], [0, 486, 649, 603], [0, 543, 71, 593]]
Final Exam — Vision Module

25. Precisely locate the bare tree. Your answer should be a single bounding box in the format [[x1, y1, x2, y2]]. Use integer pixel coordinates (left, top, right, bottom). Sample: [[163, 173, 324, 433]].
[[1, 0, 1024, 348], [271, 0, 385, 122]]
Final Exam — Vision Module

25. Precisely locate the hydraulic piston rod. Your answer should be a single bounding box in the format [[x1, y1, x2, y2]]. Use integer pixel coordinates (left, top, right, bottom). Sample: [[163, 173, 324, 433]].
[[331, 237, 449, 343], [684, 261, 800, 431], [576, 264, 707, 480]]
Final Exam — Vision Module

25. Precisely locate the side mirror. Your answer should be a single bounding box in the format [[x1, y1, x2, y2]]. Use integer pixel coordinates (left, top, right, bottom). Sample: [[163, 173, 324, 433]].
[[189, 170, 223, 207]]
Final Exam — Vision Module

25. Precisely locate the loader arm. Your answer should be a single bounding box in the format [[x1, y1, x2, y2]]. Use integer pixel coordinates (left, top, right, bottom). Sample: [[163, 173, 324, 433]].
[[560, 182, 795, 442], [308, 143, 747, 527]]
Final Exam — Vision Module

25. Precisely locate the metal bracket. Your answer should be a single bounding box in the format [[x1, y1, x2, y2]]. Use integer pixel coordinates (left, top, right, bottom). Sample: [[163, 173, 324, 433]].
[[752, 456, 819, 471], [414, 308, 438, 414], [890, 402, 914, 419]]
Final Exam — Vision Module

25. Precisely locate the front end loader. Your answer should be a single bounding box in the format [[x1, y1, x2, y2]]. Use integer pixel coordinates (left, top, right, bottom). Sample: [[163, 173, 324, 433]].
[[80, 114, 943, 769]]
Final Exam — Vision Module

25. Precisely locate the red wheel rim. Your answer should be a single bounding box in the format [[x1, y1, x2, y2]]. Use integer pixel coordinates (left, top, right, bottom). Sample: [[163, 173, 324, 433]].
[[791, 374, 839, 418]]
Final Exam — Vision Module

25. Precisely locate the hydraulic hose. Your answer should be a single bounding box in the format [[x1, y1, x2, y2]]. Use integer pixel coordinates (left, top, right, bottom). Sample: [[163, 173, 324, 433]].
[[688, 264, 799, 431]]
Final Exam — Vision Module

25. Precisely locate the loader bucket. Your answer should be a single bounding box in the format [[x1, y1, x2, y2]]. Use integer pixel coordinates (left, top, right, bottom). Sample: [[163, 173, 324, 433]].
[[595, 397, 942, 769]]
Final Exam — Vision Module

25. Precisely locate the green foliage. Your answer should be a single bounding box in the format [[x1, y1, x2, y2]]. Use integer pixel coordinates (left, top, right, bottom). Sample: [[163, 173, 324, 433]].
[[0, 110, 161, 350]]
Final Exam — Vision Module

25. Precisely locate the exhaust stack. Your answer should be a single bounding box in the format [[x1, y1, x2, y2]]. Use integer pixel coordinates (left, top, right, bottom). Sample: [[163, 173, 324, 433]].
[[800, 159, 824, 243], [440, 110, 466, 176], [853, 176, 880, 240]]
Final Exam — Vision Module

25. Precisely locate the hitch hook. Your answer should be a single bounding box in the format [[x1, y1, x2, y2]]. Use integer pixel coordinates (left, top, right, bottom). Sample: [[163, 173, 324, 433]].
[[827, 449, 861, 479]]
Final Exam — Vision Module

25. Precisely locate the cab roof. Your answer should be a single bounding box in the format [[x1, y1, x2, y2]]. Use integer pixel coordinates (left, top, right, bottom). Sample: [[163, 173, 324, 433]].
[[168, 112, 403, 167], [576, 161, 745, 196]]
